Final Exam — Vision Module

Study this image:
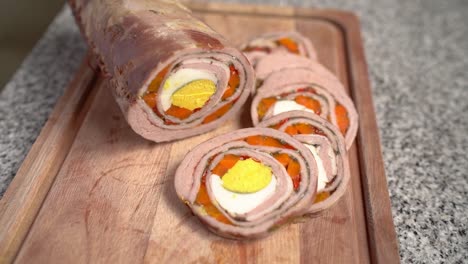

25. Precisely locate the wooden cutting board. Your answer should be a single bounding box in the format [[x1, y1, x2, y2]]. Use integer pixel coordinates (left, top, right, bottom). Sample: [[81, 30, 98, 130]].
[[0, 2, 400, 263]]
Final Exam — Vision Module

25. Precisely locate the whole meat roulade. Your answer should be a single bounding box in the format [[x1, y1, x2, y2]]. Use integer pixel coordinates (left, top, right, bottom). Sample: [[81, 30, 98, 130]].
[[69, 0, 254, 142], [174, 128, 319, 239], [257, 111, 350, 216]]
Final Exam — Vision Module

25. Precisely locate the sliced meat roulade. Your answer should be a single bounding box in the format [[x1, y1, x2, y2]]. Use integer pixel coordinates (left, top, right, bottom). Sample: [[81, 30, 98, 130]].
[[241, 31, 317, 66], [174, 128, 319, 239], [251, 68, 358, 149], [257, 111, 350, 215], [69, 0, 254, 142]]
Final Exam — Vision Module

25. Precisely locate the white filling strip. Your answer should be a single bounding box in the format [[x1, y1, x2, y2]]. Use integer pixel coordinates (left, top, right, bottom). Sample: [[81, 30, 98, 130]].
[[248, 38, 277, 48], [305, 144, 329, 192], [328, 146, 337, 176], [272, 100, 315, 116]]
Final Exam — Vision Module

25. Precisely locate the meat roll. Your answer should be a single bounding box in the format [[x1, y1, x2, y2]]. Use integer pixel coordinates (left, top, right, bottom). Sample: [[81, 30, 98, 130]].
[[174, 128, 319, 239], [69, 0, 254, 142], [251, 68, 358, 149], [241, 31, 317, 66], [257, 111, 350, 215]]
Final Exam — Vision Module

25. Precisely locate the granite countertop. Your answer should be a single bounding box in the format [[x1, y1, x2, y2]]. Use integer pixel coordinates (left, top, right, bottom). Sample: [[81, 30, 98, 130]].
[[1, 0, 467, 262]]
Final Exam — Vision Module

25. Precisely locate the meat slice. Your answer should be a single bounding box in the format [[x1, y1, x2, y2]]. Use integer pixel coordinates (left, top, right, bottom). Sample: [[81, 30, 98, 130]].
[[257, 111, 350, 216], [174, 128, 318, 239], [251, 68, 358, 149]]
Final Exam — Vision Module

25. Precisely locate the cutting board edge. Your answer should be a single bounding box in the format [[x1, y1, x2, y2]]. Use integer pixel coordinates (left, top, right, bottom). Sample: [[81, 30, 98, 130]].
[[0, 55, 100, 263], [340, 13, 401, 263]]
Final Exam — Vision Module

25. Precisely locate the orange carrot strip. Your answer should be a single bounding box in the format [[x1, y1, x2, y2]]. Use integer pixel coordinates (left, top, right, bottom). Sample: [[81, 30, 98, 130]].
[[142, 92, 157, 109], [284, 123, 327, 137], [196, 183, 231, 224], [204, 203, 231, 224], [257, 97, 277, 119], [285, 125, 299, 136], [211, 155, 241, 176], [147, 65, 170, 92], [166, 105, 193, 119], [273, 153, 291, 167], [335, 104, 350, 135], [295, 123, 317, 134], [244, 135, 285, 148], [202, 102, 233, 124], [196, 183, 211, 205], [295, 95, 322, 114], [276, 37, 299, 54], [242, 46, 271, 53], [222, 65, 240, 100], [222, 85, 236, 100], [314, 192, 330, 203], [286, 158, 301, 190]]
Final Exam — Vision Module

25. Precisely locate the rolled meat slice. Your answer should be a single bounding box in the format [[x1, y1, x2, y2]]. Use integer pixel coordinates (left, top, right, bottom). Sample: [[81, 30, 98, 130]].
[[241, 31, 317, 66], [174, 128, 318, 239], [251, 68, 358, 149], [254, 53, 340, 90], [257, 111, 350, 216], [69, 0, 254, 142]]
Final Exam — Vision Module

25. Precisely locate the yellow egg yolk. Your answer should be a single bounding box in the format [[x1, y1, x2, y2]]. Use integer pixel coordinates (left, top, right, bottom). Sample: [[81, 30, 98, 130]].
[[221, 158, 273, 193], [170, 79, 216, 111]]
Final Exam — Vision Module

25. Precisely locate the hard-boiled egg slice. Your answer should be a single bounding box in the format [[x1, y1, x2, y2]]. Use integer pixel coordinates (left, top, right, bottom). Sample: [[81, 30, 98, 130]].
[[210, 175, 277, 216], [160, 68, 217, 111], [209, 158, 277, 216], [171, 80, 216, 111], [272, 100, 315, 116], [222, 158, 272, 193]]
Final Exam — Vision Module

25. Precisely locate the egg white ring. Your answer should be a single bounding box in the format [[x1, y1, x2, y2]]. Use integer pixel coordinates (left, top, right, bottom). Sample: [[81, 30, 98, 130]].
[[271, 100, 315, 116], [209, 174, 277, 218], [304, 144, 329, 192]]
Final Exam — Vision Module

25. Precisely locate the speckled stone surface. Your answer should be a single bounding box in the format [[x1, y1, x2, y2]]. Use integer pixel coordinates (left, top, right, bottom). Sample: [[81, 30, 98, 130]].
[[1, 0, 467, 262]]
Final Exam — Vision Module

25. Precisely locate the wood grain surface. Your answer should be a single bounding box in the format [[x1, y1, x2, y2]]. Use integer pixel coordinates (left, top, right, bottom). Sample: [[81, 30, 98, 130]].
[[0, 2, 399, 263]]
